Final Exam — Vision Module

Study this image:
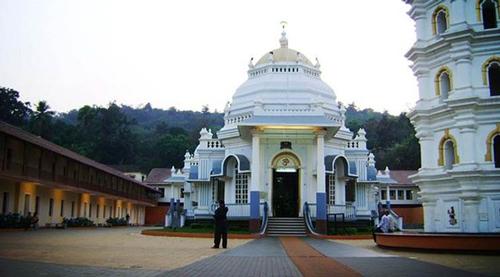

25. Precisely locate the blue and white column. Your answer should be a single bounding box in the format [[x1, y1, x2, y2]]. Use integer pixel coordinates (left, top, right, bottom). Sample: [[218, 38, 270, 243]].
[[249, 130, 261, 232], [316, 131, 327, 234]]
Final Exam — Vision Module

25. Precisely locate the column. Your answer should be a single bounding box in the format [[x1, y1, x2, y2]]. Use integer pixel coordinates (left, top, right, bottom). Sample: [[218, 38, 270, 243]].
[[315, 131, 327, 234], [249, 129, 261, 232], [458, 126, 477, 169]]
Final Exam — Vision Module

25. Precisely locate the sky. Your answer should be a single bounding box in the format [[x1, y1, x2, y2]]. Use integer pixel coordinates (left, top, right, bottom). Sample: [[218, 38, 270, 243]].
[[0, 0, 418, 115]]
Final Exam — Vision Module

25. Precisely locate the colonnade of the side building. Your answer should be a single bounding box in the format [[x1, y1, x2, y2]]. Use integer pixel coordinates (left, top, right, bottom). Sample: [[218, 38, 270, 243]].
[[0, 179, 146, 226]]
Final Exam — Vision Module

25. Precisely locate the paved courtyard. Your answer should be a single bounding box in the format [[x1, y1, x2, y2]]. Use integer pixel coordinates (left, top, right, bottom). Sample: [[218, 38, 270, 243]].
[[0, 227, 498, 276]]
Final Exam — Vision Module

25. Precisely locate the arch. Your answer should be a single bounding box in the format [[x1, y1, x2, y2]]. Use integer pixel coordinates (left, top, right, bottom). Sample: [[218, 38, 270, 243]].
[[482, 57, 500, 96], [477, 0, 499, 29], [271, 151, 302, 170], [432, 5, 450, 35], [434, 66, 453, 97], [324, 154, 352, 176], [438, 129, 460, 167], [220, 154, 250, 176], [485, 123, 500, 163]]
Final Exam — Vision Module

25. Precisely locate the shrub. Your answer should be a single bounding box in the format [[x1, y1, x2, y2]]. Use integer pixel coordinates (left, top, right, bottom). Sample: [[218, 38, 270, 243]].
[[105, 217, 128, 226], [0, 213, 28, 228], [62, 217, 94, 227]]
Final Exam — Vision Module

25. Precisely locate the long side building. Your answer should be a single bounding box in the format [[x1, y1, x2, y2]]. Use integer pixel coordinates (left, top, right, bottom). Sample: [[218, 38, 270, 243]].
[[0, 121, 159, 226]]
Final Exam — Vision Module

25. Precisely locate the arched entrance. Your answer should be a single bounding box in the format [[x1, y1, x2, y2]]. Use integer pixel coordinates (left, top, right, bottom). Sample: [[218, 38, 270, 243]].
[[271, 152, 300, 217]]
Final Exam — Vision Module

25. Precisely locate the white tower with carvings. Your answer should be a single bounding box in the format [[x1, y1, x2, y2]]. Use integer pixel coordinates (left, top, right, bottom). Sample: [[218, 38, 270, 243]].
[[404, 0, 500, 232]]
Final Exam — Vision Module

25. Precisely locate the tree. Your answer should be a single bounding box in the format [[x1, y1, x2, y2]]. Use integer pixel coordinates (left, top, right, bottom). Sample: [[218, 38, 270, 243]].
[[29, 101, 55, 139], [0, 87, 31, 126]]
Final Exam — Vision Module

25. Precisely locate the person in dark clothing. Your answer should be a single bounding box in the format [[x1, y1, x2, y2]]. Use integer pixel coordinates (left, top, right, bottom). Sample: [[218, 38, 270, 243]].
[[212, 200, 228, 249]]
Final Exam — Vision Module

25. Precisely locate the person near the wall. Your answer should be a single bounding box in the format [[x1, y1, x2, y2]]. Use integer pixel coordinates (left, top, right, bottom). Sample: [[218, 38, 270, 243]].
[[212, 200, 228, 249]]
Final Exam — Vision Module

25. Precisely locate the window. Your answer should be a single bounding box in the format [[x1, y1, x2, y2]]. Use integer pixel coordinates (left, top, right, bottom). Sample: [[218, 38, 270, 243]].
[[444, 140, 456, 169], [159, 188, 165, 198], [480, 0, 498, 29], [89, 203, 92, 218], [397, 190, 404, 200], [435, 67, 452, 98], [104, 205, 107, 218], [328, 174, 335, 205], [49, 198, 54, 217], [432, 6, 449, 34], [381, 190, 387, 200], [60, 200, 64, 217], [235, 172, 248, 204], [71, 201, 75, 217], [180, 188, 185, 198], [406, 190, 414, 200], [488, 62, 500, 96], [438, 129, 460, 167], [35, 196, 40, 214], [389, 190, 396, 200], [2, 192, 8, 214], [96, 204, 100, 218], [495, 135, 500, 168]]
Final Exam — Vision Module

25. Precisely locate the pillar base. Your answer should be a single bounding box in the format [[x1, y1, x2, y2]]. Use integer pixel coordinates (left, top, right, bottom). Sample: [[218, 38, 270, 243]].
[[249, 219, 260, 233], [316, 219, 327, 234]]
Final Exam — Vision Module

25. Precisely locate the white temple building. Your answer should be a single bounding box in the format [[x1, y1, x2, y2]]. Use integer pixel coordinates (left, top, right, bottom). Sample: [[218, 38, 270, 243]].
[[404, 0, 500, 232], [166, 28, 385, 233]]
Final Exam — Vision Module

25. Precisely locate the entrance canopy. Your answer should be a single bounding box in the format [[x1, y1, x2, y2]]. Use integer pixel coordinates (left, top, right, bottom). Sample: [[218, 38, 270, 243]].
[[211, 154, 251, 177], [324, 155, 357, 177]]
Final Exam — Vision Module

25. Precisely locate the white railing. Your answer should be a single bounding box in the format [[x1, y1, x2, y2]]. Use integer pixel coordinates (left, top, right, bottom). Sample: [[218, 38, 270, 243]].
[[328, 203, 356, 220], [209, 202, 266, 218]]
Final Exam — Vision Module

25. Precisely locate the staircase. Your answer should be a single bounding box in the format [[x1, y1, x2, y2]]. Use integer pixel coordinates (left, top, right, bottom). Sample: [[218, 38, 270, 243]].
[[266, 217, 307, 237]]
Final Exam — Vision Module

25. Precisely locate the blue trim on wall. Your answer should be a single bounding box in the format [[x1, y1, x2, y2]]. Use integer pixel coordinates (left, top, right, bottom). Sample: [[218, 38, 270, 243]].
[[250, 191, 260, 219], [316, 192, 326, 220]]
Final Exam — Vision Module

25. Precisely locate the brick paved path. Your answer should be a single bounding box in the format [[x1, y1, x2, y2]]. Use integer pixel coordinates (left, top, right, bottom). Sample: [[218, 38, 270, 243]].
[[0, 232, 485, 277]]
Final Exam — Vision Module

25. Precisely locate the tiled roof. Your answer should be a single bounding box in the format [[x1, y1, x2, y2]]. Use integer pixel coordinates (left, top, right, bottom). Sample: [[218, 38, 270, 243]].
[[389, 170, 417, 185], [145, 168, 172, 184], [0, 121, 156, 191]]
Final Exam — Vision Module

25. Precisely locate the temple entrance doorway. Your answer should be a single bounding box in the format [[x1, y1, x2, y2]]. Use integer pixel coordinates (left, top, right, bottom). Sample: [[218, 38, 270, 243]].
[[272, 169, 299, 217], [271, 152, 301, 217]]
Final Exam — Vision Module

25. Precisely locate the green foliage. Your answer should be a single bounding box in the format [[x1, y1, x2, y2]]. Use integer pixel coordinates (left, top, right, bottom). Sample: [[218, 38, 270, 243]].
[[62, 217, 94, 227], [0, 87, 31, 126], [105, 217, 128, 226], [0, 87, 420, 171], [346, 104, 420, 170], [0, 213, 29, 228]]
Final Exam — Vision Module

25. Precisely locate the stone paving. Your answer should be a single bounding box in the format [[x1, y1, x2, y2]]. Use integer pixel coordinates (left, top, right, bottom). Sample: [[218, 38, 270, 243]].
[[0, 228, 498, 276]]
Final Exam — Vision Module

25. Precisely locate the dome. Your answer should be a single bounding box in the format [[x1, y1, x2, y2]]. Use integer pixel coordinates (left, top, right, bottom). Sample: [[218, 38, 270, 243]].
[[254, 30, 314, 67], [255, 47, 314, 66]]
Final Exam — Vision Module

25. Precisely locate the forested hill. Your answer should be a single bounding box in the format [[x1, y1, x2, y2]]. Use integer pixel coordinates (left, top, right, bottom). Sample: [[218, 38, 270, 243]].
[[0, 87, 420, 172]]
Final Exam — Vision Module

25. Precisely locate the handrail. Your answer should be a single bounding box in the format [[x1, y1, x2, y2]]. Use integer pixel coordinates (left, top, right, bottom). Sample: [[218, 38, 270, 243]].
[[303, 202, 320, 236], [259, 202, 269, 235]]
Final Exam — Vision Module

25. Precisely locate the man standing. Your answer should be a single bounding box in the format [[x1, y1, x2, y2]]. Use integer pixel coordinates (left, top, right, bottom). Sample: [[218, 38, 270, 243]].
[[212, 200, 228, 249]]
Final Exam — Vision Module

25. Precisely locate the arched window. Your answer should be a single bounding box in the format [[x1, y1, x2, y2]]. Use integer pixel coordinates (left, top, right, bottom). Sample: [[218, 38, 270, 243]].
[[444, 140, 455, 169], [482, 57, 500, 96], [438, 129, 460, 168], [488, 62, 500, 96], [432, 6, 449, 35], [485, 124, 500, 167], [435, 67, 453, 98], [478, 0, 499, 29]]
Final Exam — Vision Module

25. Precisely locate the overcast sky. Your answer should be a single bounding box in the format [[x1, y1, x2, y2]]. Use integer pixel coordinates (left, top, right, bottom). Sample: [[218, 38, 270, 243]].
[[0, 0, 417, 115]]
